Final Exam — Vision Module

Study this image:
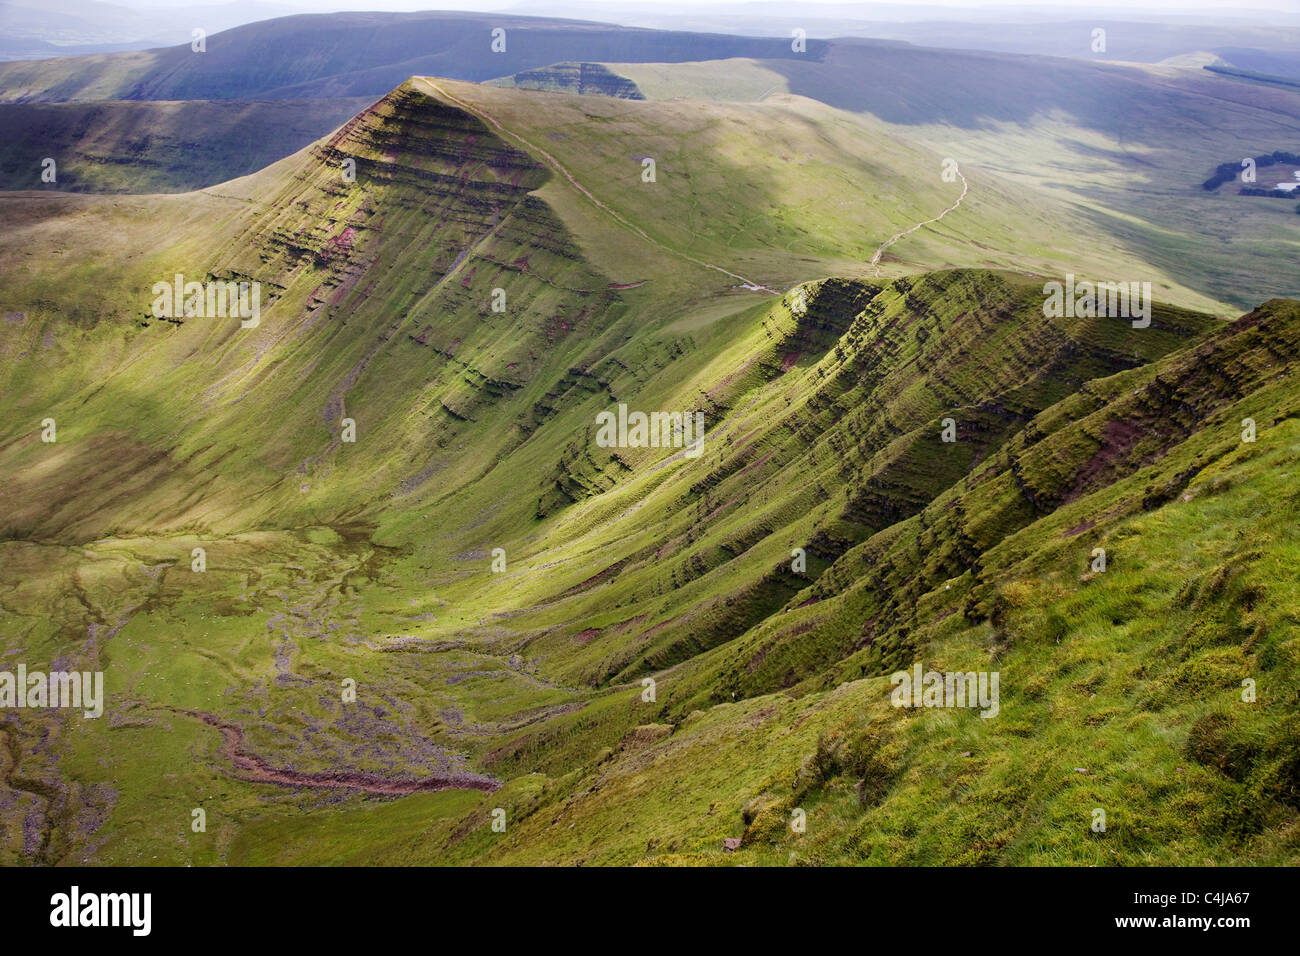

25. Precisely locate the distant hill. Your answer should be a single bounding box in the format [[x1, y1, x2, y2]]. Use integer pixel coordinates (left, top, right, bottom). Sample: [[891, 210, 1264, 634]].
[[615, 48, 1300, 307], [0, 0, 299, 59], [2, 11, 1295, 313], [1204, 64, 1300, 92], [0, 10, 826, 103], [0, 97, 370, 191]]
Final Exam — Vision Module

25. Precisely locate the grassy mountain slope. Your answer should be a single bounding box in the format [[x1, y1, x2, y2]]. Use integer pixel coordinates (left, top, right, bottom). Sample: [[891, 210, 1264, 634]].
[[6, 14, 1293, 324], [614, 50, 1300, 310], [431, 296, 1300, 866], [0, 81, 644, 541], [0, 75, 1295, 867], [0, 75, 1233, 542], [219, 291, 1297, 868], [404, 78, 1230, 313]]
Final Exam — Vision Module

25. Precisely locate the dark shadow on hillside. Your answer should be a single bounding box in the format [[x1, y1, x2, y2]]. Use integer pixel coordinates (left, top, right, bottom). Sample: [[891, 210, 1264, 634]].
[[767, 40, 1300, 137]]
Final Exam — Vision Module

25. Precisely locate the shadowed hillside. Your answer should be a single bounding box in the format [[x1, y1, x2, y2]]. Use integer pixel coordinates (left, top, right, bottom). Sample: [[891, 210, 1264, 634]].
[[0, 97, 371, 192], [489, 62, 645, 99]]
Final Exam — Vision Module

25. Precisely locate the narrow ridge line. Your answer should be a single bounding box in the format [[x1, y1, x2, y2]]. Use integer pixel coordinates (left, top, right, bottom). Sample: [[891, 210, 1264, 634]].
[[415, 77, 782, 296]]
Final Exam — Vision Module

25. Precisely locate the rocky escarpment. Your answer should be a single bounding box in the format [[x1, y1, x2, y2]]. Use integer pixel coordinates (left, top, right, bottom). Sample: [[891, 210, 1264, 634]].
[[504, 269, 1222, 688], [0, 80, 634, 540]]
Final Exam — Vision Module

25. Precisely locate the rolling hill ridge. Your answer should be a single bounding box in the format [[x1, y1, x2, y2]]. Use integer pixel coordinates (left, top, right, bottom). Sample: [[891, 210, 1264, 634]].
[[0, 70, 1296, 867]]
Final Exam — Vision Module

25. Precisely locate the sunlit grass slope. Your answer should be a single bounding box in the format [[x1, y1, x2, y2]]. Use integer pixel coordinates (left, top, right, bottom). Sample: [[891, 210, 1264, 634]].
[[0, 77, 1294, 866], [615, 53, 1300, 309]]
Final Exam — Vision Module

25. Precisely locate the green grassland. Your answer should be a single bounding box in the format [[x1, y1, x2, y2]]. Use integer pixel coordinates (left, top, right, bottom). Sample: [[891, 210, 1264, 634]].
[[423, 77, 1232, 314], [0, 74, 1296, 866], [613, 54, 1300, 310]]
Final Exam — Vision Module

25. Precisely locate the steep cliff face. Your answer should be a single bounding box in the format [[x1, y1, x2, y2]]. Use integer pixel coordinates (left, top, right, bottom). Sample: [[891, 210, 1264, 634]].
[[493, 269, 1217, 687], [0, 82, 630, 540], [722, 295, 1299, 697], [451, 296, 1300, 866]]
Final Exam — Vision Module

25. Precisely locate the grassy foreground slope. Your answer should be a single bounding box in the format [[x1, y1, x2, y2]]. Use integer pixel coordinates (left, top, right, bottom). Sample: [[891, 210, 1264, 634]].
[[0, 78, 1295, 866], [355, 295, 1300, 867]]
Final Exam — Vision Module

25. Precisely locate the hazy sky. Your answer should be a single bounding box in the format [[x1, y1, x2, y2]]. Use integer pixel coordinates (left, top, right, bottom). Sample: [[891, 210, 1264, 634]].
[[128, 0, 1299, 15]]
